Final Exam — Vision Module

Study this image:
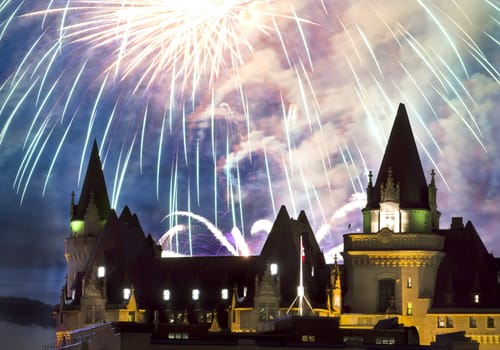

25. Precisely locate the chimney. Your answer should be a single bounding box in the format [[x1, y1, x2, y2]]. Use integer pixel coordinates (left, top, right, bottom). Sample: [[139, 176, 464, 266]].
[[450, 217, 464, 230]]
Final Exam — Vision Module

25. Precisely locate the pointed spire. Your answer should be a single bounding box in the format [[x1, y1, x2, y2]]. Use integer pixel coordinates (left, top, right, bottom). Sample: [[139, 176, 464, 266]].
[[365, 103, 429, 209], [73, 140, 111, 221]]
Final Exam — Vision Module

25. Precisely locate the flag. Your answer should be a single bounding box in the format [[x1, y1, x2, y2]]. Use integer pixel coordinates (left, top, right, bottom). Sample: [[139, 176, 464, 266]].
[[301, 238, 306, 262]]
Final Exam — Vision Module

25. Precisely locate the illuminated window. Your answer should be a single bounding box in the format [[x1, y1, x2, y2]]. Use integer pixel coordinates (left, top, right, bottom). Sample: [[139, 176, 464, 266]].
[[407, 277, 412, 288], [385, 210, 395, 230], [270, 263, 278, 276], [437, 316, 445, 328], [221, 288, 228, 300], [473, 293, 480, 304], [446, 316, 454, 328], [123, 288, 131, 300], [376, 337, 396, 345], [97, 266, 106, 278], [487, 317, 495, 328], [301, 335, 316, 342], [192, 289, 200, 300], [163, 289, 170, 301], [469, 316, 477, 328], [407, 302, 413, 316]]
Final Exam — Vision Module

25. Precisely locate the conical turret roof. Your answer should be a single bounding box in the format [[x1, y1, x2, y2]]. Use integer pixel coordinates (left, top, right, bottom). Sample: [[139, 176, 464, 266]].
[[365, 103, 429, 209], [72, 140, 111, 221]]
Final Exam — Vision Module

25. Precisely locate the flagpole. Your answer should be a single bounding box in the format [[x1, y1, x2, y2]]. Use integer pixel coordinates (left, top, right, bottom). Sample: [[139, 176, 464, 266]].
[[299, 235, 304, 316], [287, 234, 313, 316]]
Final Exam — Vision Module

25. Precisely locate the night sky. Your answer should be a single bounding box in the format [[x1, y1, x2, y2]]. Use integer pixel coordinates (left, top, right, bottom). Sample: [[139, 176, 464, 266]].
[[0, 0, 498, 308]]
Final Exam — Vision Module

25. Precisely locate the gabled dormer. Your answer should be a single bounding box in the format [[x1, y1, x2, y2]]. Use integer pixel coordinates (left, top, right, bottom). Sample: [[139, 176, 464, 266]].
[[362, 103, 439, 233], [379, 167, 400, 231], [70, 140, 111, 236], [259, 206, 328, 306]]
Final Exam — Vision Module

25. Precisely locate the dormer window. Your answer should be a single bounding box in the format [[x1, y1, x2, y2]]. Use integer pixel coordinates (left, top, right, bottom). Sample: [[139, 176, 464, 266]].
[[97, 266, 106, 278], [123, 288, 131, 300], [473, 293, 480, 304]]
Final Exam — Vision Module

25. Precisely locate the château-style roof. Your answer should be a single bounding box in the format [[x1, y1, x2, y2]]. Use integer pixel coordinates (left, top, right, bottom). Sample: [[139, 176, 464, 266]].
[[365, 103, 430, 210], [66, 143, 332, 327], [72, 140, 111, 221], [70, 203, 331, 326], [433, 219, 500, 309]]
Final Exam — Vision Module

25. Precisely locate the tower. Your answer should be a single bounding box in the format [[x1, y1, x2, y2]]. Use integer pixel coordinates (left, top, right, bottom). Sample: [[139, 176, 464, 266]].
[[363, 103, 440, 233], [343, 104, 444, 318], [64, 140, 111, 300]]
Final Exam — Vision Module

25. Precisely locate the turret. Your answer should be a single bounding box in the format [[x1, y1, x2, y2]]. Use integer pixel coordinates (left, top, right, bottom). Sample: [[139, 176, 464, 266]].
[[362, 103, 434, 233], [65, 140, 111, 299], [344, 104, 445, 316]]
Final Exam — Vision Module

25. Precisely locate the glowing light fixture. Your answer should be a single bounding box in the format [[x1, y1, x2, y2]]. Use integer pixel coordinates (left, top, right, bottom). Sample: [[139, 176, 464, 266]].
[[70, 220, 84, 234], [163, 289, 171, 301], [221, 288, 228, 300]]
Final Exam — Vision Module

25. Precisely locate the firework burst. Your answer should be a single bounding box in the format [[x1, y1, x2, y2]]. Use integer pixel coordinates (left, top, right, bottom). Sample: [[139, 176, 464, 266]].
[[0, 1, 498, 259], [30, 0, 307, 93]]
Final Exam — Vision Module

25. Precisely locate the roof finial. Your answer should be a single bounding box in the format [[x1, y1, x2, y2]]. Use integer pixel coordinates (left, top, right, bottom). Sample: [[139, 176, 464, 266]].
[[70, 191, 75, 218]]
